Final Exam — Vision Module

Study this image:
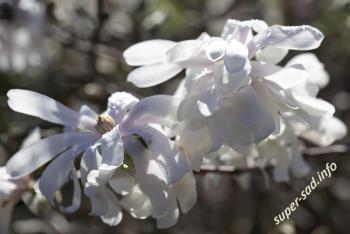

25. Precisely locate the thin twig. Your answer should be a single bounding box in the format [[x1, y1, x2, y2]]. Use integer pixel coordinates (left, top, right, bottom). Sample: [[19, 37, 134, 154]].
[[197, 144, 350, 174]]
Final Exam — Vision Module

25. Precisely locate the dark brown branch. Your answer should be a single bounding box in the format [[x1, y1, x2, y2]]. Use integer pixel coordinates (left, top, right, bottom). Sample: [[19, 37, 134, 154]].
[[196, 144, 350, 174]]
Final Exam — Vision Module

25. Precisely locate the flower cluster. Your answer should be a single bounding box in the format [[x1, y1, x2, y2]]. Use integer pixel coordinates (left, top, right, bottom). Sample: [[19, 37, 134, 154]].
[[2, 19, 346, 230]]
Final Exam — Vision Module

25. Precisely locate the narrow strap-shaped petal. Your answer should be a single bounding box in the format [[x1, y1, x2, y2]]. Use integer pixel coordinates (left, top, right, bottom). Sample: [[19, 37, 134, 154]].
[[85, 126, 124, 187], [255, 46, 288, 64], [80, 145, 100, 185], [20, 127, 41, 148], [120, 185, 152, 219], [7, 89, 80, 128], [292, 94, 335, 117], [263, 25, 324, 51], [100, 189, 123, 226], [38, 145, 87, 205], [101, 126, 124, 167], [205, 38, 227, 62], [165, 40, 203, 64], [224, 40, 251, 74], [123, 95, 180, 129], [7, 132, 98, 177], [221, 19, 267, 44], [174, 172, 197, 213], [124, 138, 172, 218], [273, 147, 291, 182], [251, 61, 307, 89], [286, 53, 329, 88], [127, 63, 183, 88], [108, 170, 135, 195], [126, 126, 190, 184], [84, 184, 122, 226], [123, 39, 176, 66], [156, 192, 179, 229], [59, 166, 82, 213]]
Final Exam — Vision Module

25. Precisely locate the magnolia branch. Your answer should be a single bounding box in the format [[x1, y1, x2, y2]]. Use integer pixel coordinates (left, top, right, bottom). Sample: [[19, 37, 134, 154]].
[[197, 144, 349, 174]]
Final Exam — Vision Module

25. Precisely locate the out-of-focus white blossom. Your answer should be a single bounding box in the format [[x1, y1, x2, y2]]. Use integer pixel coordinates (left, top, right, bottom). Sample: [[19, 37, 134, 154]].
[[0, 0, 45, 73], [0, 127, 41, 234], [0, 167, 30, 234]]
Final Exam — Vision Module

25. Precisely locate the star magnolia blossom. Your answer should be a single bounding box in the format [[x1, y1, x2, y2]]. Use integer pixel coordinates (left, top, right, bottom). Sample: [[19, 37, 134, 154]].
[[204, 53, 347, 182], [6, 89, 192, 228], [124, 19, 339, 171]]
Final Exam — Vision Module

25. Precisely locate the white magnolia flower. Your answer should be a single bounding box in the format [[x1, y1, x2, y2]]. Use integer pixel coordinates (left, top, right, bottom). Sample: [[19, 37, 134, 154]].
[[284, 53, 347, 146], [123, 19, 329, 170], [204, 53, 346, 182], [79, 92, 192, 227], [6, 89, 191, 227], [206, 119, 311, 182], [124, 19, 323, 88], [81, 135, 196, 228]]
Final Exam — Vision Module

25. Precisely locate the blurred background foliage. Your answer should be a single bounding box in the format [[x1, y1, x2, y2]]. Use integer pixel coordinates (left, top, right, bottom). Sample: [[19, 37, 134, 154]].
[[0, 0, 349, 233]]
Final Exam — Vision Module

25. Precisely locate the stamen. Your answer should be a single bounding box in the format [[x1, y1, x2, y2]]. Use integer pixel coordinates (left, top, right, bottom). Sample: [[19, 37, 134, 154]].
[[95, 115, 116, 134]]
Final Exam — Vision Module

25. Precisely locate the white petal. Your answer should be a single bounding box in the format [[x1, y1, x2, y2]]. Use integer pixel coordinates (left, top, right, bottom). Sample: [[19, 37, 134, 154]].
[[38, 145, 86, 205], [205, 38, 227, 62], [84, 185, 109, 216], [273, 148, 291, 182], [251, 61, 307, 89], [174, 172, 196, 213], [286, 53, 329, 88], [85, 126, 123, 187], [290, 142, 310, 178], [80, 146, 100, 185], [293, 94, 335, 117], [0, 181, 16, 199], [123, 40, 176, 66], [126, 126, 190, 184], [319, 116, 347, 144], [123, 95, 179, 129], [265, 66, 307, 89], [20, 127, 41, 149], [7, 89, 79, 127], [266, 25, 324, 50], [107, 92, 139, 122], [156, 193, 179, 229], [7, 132, 98, 177], [59, 167, 81, 213], [197, 100, 213, 116], [127, 63, 183, 88], [100, 189, 123, 226], [76, 105, 98, 131], [108, 170, 135, 195], [302, 116, 347, 146], [224, 40, 250, 74], [227, 85, 275, 147], [124, 138, 171, 218], [165, 40, 203, 64], [255, 46, 288, 64], [101, 126, 124, 168], [120, 185, 152, 219], [221, 19, 265, 44]]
